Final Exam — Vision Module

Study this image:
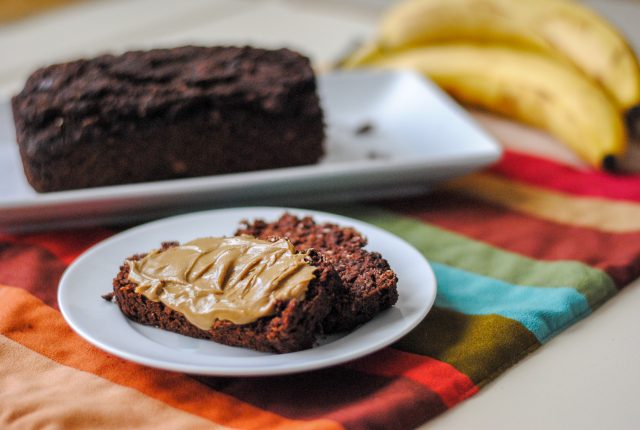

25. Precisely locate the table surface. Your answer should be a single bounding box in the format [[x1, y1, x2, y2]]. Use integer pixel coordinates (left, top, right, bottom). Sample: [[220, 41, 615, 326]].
[[1, 1, 639, 428]]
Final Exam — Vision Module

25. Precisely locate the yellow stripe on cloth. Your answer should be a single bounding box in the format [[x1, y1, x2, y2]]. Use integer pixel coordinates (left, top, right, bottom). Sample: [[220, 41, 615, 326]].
[[444, 173, 640, 233], [0, 335, 228, 430], [0, 0, 81, 24]]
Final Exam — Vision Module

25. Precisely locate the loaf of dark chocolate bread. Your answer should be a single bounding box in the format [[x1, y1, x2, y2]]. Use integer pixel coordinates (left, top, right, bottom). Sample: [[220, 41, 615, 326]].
[[236, 214, 399, 333], [12, 46, 325, 192]]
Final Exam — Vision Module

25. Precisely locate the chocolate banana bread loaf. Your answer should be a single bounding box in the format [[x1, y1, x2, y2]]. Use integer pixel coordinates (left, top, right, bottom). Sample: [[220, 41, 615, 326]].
[[112, 240, 341, 353], [236, 214, 399, 333], [12, 46, 325, 192]]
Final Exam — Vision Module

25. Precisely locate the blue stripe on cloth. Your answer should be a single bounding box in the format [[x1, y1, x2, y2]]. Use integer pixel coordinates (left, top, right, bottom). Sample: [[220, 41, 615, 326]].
[[432, 262, 591, 343]]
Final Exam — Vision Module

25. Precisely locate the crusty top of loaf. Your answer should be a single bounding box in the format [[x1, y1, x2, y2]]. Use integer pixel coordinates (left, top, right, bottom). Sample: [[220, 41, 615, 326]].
[[12, 46, 317, 154]]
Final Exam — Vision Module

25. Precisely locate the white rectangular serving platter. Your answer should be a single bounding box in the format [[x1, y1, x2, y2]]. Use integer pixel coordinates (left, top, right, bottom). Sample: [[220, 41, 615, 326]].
[[0, 70, 501, 231]]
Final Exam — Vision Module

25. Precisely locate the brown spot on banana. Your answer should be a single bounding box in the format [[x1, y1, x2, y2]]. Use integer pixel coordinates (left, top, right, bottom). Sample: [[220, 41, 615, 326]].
[[626, 105, 640, 140]]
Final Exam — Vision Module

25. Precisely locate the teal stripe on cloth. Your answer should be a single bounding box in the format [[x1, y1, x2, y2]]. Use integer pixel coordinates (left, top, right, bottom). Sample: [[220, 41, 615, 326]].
[[431, 262, 591, 343]]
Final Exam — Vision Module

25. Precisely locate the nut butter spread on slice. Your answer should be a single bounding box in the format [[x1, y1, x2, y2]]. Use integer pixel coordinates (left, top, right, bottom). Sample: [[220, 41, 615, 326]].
[[126, 236, 316, 329]]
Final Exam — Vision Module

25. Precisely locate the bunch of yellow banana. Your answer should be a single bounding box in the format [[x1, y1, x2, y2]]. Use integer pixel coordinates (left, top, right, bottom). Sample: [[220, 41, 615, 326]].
[[342, 0, 640, 169]]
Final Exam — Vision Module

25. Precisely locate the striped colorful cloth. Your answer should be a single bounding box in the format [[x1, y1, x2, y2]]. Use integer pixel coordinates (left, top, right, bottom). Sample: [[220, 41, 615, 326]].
[[1, 149, 638, 429]]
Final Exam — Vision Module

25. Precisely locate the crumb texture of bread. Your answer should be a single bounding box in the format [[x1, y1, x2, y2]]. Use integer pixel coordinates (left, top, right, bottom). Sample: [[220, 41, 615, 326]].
[[113, 244, 339, 353], [236, 214, 399, 333], [12, 46, 324, 192]]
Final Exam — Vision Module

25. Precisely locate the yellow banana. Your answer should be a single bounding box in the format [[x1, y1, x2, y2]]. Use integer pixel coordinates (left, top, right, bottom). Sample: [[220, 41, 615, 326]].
[[359, 44, 626, 168], [376, 0, 640, 111]]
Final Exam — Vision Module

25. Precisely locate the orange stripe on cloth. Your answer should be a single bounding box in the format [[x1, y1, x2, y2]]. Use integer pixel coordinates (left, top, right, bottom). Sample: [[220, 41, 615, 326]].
[[346, 348, 478, 408], [0, 335, 226, 429], [444, 173, 640, 233], [0, 286, 343, 430]]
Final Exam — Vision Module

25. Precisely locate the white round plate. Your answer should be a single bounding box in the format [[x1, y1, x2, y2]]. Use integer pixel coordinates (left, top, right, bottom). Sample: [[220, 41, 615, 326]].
[[58, 207, 437, 376]]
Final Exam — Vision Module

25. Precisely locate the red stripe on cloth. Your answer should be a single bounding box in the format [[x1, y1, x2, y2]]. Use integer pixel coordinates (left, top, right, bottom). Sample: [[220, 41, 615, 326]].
[[0, 228, 116, 308], [346, 348, 478, 408], [0, 228, 115, 265], [198, 366, 447, 430], [0, 242, 66, 308], [490, 150, 640, 202], [388, 192, 640, 287]]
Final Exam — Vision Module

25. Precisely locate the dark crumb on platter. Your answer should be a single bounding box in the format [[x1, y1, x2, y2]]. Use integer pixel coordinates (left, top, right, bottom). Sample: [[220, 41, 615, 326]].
[[366, 150, 389, 160], [101, 292, 114, 302], [355, 122, 374, 135]]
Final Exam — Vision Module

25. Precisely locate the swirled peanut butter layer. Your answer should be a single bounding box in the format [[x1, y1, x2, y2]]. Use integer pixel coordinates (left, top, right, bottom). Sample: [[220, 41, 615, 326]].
[[127, 236, 316, 328]]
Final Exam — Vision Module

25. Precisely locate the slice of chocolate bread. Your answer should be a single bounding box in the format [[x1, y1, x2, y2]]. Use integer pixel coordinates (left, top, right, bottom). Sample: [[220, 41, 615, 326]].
[[236, 214, 399, 333], [12, 46, 324, 192], [112, 240, 341, 354]]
